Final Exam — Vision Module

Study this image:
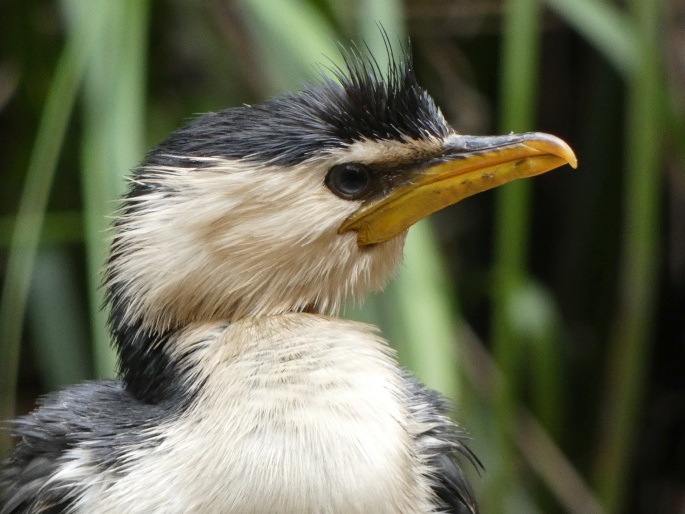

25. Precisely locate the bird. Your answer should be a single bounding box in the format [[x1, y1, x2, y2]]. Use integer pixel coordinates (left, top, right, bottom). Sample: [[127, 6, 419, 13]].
[[1, 48, 576, 513]]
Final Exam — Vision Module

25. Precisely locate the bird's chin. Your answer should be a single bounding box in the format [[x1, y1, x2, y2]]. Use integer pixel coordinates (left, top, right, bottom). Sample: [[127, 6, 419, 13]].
[[359, 230, 408, 254], [355, 230, 407, 291]]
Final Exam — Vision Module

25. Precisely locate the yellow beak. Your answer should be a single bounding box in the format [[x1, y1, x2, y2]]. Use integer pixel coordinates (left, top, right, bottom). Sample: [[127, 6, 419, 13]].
[[339, 132, 577, 245]]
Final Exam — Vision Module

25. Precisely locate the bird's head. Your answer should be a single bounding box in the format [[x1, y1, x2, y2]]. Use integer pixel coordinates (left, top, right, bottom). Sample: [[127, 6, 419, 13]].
[[105, 52, 576, 340]]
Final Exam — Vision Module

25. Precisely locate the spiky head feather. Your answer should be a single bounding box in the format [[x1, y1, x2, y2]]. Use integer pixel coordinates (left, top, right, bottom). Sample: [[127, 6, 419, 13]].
[[145, 51, 449, 169]]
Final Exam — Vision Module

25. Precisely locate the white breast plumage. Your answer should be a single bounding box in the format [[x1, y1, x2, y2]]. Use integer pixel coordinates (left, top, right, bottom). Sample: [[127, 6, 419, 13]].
[[70, 315, 434, 513]]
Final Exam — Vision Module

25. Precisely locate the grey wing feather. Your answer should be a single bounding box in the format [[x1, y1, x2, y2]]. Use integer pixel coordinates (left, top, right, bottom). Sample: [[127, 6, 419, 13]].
[[1, 398, 83, 514], [1, 380, 171, 514]]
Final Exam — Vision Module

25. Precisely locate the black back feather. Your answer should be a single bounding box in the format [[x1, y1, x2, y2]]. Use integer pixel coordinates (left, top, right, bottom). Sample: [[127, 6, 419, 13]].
[[403, 373, 481, 513]]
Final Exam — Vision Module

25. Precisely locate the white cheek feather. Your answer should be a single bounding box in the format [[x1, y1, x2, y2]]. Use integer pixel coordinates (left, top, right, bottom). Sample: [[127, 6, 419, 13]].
[[71, 316, 435, 513], [107, 155, 407, 332]]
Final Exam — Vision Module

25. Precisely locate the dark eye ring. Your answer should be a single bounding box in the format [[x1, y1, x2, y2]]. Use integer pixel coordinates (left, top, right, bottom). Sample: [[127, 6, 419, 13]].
[[325, 163, 372, 200]]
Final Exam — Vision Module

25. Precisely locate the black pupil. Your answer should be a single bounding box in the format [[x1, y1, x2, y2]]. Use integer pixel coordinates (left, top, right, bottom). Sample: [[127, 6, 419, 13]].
[[327, 164, 371, 199]]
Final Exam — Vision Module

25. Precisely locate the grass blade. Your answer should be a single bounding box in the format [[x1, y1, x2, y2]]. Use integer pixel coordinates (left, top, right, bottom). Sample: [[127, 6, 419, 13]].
[[62, 0, 151, 378], [236, 0, 341, 92], [0, 13, 93, 456], [592, 0, 664, 510], [489, 0, 544, 509], [394, 221, 461, 397], [27, 248, 91, 390], [545, 0, 638, 77]]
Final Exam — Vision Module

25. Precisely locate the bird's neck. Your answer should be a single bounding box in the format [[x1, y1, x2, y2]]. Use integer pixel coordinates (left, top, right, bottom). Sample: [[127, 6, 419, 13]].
[[109, 309, 186, 404], [109, 308, 370, 406], [104, 214, 406, 402]]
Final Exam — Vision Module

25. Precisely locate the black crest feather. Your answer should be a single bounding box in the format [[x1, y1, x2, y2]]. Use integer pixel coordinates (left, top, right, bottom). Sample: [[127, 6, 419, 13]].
[[146, 46, 450, 168]]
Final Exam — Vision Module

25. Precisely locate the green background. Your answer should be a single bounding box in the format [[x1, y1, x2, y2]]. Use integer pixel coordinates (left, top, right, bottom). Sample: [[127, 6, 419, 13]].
[[1, 1, 682, 513]]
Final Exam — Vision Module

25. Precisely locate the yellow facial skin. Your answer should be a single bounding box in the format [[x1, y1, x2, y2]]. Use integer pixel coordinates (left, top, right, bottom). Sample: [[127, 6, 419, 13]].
[[339, 132, 577, 245]]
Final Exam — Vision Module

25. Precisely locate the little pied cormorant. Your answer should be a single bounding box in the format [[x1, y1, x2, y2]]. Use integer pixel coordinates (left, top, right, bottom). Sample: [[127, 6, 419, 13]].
[[1, 49, 576, 514]]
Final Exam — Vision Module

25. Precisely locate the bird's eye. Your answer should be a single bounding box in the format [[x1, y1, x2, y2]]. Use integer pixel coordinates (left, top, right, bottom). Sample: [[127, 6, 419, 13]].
[[326, 163, 372, 200]]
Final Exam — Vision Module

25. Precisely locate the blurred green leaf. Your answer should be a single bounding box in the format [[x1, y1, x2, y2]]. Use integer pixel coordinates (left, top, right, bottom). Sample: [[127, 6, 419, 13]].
[[545, 0, 638, 76], [394, 221, 461, 398], [236, 0, 341, 93], [0, 211, 82, 247], [592, 0, 665, 511], [27, 248, 91, 390], [0, 2, 97, 456], [62, 0, 151, 378], [509, 281, 562, 438], [489, 0, 544, 509]]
